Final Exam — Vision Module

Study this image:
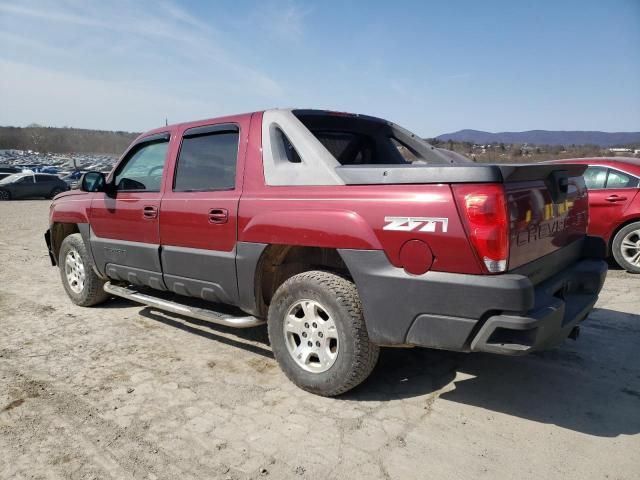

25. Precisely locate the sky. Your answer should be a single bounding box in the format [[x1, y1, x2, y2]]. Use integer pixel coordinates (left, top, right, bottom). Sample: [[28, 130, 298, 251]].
[[0, 0, 639, 137]]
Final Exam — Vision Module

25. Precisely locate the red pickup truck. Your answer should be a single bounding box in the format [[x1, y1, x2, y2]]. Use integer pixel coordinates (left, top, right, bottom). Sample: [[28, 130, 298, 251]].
[[45, 109, 607, 396]]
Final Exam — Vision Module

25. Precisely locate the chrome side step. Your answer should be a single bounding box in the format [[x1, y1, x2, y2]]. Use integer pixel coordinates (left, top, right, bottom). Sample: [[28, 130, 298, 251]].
[[104, 282, 265, 329]]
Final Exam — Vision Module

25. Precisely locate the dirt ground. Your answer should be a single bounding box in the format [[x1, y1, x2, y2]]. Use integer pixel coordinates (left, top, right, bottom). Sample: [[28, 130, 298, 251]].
[[1, 200, 639, 480]]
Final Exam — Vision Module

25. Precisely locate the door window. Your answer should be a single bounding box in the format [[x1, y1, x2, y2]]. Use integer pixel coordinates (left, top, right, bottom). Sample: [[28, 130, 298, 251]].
[[583, 166, 608, 189], [17, 175, 34, 184], [114, 140, 169, 192], [606, 169, 639, 189], [173, 128, 239, 191], [35, 175, 52, 183]]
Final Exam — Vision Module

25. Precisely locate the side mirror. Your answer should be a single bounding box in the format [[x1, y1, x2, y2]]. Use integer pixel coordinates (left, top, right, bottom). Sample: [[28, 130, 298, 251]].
[[80, 171, 106, 192]]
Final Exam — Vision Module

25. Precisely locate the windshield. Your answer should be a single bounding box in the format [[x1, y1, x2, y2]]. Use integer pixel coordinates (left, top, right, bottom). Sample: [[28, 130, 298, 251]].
[[0, 173, 25, 185], [292, 110, 453, 165]]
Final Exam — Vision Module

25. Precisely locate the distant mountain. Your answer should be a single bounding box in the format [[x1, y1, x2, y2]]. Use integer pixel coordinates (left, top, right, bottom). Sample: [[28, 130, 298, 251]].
[[436, 129, 640, 147]]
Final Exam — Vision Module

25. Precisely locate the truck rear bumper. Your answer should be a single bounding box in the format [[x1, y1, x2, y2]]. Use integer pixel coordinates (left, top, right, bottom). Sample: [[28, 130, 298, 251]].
[[338, 238, 607, 354], [468, 258, 605, 354]]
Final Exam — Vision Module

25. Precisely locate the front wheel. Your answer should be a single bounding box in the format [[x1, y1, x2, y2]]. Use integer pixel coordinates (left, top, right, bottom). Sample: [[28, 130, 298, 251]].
[[0, 189, 10, 201], [612, 221, 640, 273], [268, 270, 379, 396], [59, 233, 110, 306]]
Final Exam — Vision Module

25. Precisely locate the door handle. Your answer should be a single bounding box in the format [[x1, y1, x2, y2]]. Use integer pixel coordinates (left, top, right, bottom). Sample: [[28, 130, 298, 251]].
[[143, 205, 158, 219], [208, 208, 228, 224], [605, 195, 627, 202]]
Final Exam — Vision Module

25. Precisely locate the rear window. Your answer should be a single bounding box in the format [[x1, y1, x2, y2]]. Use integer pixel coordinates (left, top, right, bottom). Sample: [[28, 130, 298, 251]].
[[292, 110, 450, 165], [606, 169, 639, 188], [174, 129, 239, 191], [275, 128, 302, 164]]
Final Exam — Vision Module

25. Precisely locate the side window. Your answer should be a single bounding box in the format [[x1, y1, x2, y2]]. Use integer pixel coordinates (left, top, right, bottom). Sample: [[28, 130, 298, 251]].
[[583, 166, 608, 189], [606, 169, 639, 189], [275, 128, 302, 164], [174, 129, 239, 191], [17, 175, 34, 184], [35, 175, 51, 183], [114, 140, 169, 192]]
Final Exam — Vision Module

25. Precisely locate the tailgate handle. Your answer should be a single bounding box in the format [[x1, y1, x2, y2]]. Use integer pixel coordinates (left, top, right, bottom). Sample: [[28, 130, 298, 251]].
[[208, 208, 228, 224], [605, 195, 627, 202]]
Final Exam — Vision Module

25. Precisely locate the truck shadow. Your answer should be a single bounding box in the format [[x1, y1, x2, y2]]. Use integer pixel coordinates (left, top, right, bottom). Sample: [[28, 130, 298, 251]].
[[138, 307, 273, 359], [133, 301, 639, 437], [346, 307, 640, 438]]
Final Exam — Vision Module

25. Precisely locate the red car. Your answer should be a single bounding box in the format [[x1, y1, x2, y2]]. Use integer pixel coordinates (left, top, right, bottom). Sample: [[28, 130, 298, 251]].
[[550, 158, 640, 273]]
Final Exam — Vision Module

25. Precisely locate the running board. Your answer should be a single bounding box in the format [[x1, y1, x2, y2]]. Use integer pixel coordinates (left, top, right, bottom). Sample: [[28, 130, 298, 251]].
[[103, 282, 264, 328]]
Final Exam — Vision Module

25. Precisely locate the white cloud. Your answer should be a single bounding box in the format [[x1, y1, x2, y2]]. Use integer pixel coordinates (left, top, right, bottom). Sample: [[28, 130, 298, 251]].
[[0, 58, 206, 130], [0, 0, 284, 129], [255, 0, 312, 40]]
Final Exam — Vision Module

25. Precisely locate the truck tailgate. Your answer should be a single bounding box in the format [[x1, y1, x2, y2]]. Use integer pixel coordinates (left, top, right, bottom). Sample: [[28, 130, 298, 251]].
[[504, 163, 589, 270]]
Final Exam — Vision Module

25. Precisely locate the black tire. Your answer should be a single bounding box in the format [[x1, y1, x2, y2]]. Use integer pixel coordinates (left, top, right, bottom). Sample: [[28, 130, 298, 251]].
[[612, 221, 640, 274], [0, 189, 10, 201], [50, 187, 64, 199], [268, 270, 379, 396], [58, 233, 110, 306]]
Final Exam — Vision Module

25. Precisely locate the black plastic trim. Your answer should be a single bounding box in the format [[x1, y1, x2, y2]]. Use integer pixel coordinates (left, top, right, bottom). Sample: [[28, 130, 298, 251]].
[[336, 164, 503, 185], [105, 264, 166, 290], [160, 245, 238, 305], [471, 259, 607, 355], [78, 223, 106, 280], [134, 132, 170, 145], [405, 314, 478, 350], [235, 242, 268, 316], [44, 229, 55, 266], [183, 123, 239, 138], [89, 229, 162, 281], [338, 248, 606, 351], [338, 249, 533, 345]]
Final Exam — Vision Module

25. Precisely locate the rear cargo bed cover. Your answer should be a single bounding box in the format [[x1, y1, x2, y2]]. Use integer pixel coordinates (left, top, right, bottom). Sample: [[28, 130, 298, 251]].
[[335, 163, 587, 185]]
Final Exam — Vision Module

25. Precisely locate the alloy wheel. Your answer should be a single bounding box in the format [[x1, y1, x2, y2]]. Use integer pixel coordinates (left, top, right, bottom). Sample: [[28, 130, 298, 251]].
[[283, 299, 339, 373], [620, 228, 640, 267], [65, 248, 86, 293]]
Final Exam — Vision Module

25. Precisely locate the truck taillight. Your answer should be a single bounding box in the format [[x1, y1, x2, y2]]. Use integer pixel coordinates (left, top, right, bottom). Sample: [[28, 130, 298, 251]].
[[453, 184, 509, 273]]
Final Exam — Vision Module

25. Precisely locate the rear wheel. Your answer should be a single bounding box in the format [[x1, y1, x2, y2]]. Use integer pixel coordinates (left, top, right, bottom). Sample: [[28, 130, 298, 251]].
[[0, 189, 10, 201], [612, 221, 640, 273], [59, 233, 110, 306], [268, 270, 379, 396], [50, 187, 64, 199]]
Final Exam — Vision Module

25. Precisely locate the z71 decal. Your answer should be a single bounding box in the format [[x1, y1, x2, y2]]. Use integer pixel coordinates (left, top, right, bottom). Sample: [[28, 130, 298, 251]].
[[383, 216, 449, 233]]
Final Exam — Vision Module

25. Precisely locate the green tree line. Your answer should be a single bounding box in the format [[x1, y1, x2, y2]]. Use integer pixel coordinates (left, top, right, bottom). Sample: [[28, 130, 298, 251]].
[[0, 126, 139, 155]]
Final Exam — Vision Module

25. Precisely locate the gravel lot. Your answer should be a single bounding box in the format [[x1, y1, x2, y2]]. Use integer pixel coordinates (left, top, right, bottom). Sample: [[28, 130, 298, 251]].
[[1, 200, 639, 480]]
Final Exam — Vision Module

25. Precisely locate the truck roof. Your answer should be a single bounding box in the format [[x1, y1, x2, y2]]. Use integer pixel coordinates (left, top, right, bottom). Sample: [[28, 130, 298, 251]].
[[137, 108, 387, 140]]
